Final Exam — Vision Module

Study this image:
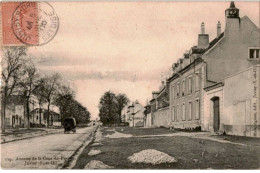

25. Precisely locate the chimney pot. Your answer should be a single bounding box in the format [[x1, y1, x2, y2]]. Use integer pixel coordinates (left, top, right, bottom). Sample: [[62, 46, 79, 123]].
[[198, 22, 209, 49], [217, 21, 221, 37], [201, 22, 205, 34]]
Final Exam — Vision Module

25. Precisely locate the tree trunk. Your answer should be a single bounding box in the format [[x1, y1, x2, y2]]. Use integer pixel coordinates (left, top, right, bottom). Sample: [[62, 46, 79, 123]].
[[26, 97, 30, 129], [39, 103, 42, 125], [1, 97, 6, 132], [47, 101, 50, 127], [118, 111, 122, 124]]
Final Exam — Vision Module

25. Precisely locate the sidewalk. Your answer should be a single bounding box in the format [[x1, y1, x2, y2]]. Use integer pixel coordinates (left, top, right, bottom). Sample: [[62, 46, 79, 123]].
[[0, 127, 64, 144]]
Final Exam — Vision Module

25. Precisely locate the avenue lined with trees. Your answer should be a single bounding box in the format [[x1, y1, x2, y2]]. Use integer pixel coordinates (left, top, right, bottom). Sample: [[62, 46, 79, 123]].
[[1, 46, 90, 132]]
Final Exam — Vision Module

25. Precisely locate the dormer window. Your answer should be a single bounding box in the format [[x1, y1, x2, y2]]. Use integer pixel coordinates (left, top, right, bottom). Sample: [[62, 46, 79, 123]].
[[249, 48, 260, 59]]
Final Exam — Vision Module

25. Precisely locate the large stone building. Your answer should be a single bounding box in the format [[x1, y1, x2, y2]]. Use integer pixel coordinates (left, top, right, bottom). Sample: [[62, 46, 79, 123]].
[[4, 95, 26, 128], [167, 2, 260, 137]]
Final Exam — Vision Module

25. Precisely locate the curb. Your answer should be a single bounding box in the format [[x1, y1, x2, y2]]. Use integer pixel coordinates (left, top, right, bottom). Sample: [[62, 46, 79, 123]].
[[0, 130, 63, 144], [61, 126, 99, 169]]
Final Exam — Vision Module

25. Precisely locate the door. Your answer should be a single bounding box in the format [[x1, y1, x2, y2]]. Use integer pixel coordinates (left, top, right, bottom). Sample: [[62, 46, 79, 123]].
[[12, 116, 15, 128], [213, 98, 220, 132]]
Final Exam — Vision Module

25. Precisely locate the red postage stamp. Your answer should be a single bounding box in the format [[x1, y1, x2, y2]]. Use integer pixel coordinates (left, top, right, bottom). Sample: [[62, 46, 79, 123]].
[[2, 2, 59, 46]]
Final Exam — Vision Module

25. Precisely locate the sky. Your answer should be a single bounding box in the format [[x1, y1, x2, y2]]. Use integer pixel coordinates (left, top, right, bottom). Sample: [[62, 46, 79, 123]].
[[29, 1, 259, 120]]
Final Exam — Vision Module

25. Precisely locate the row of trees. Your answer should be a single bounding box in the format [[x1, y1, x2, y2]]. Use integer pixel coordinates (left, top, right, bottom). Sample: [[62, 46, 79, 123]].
[[98, 91, 129, 125], [1, 47, 90, 132]]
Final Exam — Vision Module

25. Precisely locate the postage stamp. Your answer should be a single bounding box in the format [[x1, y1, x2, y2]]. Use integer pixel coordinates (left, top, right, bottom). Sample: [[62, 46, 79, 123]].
[[2, 1, 59, 46]]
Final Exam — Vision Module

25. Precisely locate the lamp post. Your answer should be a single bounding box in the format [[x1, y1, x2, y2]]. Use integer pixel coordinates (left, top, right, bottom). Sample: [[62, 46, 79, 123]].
[[130, 105, 135, 127]]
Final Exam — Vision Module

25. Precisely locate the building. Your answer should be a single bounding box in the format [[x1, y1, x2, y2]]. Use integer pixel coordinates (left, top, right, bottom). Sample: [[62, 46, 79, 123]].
[[30, 108, 61, 127], [143, 104, 152, 128], [169, 56, 205, 129], [4, 95, 26, 128], [167, 2, 260, 136], [126, 101, 145, 127], [148, 81, 170, 127], [204, 65, 260, 137]]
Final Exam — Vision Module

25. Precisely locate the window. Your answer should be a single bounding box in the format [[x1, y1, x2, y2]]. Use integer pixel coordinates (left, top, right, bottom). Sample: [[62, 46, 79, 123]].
[[172, 85, 175, 101], [195, 99, 200, 119], [249, 48, 260, 59], [188, 101, 192, 120], [182, 80, 185, 96], [195, 73, 200, 91], [171, 106, 175, 121], [182, 103, 186, 121], [176, 105, 179, 121], [177, 83, 180, 98], [188, 76, 192, 94]]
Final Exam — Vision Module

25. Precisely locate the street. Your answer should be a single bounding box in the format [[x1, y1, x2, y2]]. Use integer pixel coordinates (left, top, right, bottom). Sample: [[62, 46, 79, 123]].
[[1, 126, 96, 169]]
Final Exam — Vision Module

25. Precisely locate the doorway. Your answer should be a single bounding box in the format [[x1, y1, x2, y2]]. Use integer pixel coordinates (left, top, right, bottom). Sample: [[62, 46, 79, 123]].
[[211, 97, 220, 132]]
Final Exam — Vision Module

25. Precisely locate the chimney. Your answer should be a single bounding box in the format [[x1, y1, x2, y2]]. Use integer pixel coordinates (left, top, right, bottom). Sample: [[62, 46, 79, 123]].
[[198, 22, 209, 49], [225, 1, 240, 42], [201, 22, 205, 34], [217, 21, 221, 37]]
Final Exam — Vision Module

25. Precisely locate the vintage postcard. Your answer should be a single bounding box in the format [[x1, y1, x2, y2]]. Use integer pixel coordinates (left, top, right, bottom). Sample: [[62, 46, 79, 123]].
[[0, 0, 259, 170]]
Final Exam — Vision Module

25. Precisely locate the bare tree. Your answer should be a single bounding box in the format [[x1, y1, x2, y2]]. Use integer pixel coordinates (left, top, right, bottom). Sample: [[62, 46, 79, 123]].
[[43, 74, 60, 127], [19, 62, 39, 129], [33, 77, 48, 126], [1, 47, 27, 132]]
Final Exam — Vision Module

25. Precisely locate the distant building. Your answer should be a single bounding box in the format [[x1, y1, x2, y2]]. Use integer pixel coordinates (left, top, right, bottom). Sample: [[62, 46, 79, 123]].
[[30, 108, 61, 127], [126, 101, 145, 127], [148, 81, 170, 127], [143, 104, 152, 128]]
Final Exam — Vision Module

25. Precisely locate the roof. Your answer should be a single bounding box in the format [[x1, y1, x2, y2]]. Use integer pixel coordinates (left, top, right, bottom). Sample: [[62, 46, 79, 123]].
[[206, 32, 224, 52], [168, 32, 224, 82], [30, 108, 59, 115], [204, 82, 224, 91], [168, 57, 204, 82]]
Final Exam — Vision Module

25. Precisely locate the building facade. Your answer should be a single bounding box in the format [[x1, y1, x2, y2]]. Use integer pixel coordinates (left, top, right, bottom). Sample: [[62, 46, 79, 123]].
[[144, 81, 170, 128], [30, 108, 61, 127], [4, 95, 26, 128], [167, 2, 260, 136], [124, 101, 145, 127]]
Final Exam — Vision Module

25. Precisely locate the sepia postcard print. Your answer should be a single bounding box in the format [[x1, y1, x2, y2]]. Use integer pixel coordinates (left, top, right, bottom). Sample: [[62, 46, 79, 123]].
[[0, 0, 259, 170]]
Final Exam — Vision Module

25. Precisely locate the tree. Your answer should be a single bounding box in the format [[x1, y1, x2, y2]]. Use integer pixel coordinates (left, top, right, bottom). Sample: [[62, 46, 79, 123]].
[[98, 91, 118, 125], [42, 74, 60, 127], [54, 85, 75, 121], [33, 77, 48, 125], [1, 47, 27, 132], [19, 62, 39, 129], [115, 93, 129, 123]]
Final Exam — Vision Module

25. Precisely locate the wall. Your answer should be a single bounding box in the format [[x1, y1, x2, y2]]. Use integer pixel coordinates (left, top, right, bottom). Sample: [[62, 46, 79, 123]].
[[223, 65, 260, 137], [205, 16, 260, 83], [203, 85, 224, 132], [145, 113, 152, 127], [152, 107, 170, 127], [169, 62, 205, 129]]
